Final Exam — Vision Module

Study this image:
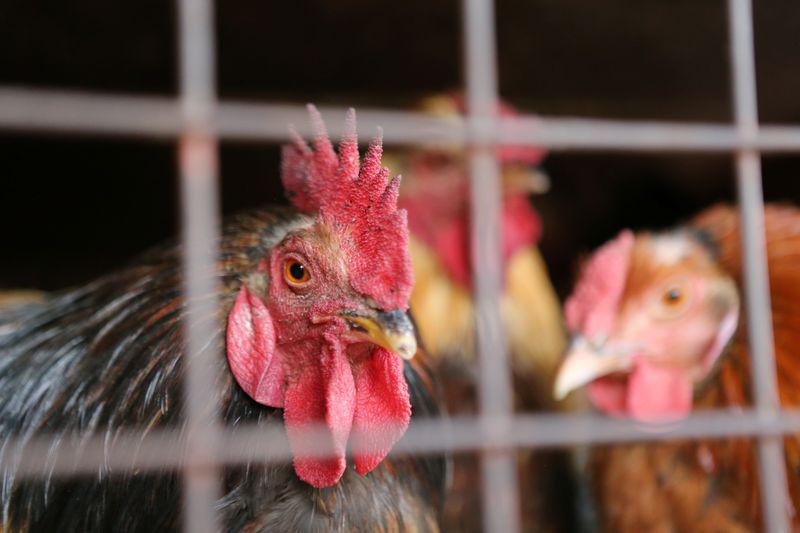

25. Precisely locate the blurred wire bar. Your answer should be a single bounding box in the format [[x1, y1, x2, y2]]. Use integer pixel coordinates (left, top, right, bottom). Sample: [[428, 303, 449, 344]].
[[462, 0, 521, 530], [727, 0, 789, 531], [177, 0, 222, 532], [5, 409, 800, 480], [6, 87, 800, 151]]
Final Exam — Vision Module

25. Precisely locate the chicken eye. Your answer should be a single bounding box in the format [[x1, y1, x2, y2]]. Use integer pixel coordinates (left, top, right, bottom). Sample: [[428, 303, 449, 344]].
[[661, 287, 685, 307], [284, 259, 310, 284], [661, 287, 683, 307], [653, 282, 692, 319]]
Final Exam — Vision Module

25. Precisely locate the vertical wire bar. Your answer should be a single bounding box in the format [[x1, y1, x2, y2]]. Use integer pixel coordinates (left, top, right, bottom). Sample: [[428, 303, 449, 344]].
[[462, 0, 521, 531], [177, 0, 221, 532], [727, 1, 789, 531]]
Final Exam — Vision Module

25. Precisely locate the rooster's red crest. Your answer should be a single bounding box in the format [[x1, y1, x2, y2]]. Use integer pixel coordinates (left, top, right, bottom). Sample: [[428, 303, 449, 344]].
[[281, 105, 413, 310]]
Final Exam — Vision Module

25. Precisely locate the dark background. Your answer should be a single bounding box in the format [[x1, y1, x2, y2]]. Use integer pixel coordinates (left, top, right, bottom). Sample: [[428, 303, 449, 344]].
[[1, 0, 799, 297]]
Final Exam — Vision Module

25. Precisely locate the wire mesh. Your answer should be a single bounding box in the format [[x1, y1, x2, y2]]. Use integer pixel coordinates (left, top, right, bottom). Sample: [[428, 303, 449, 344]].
[[727, 1, 789, 531], [4, 409, 800, 479], [462, 0, 521, 531], [0, 0, 795, 531], [5, 87, 800, 151], [177, 0, 222, 532], [177, 5, 221, 533]]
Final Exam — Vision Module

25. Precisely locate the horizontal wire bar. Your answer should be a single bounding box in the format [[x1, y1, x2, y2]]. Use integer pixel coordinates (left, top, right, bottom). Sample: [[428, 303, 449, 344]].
[[4, 87, 800, 151], [0, 88, 182, 137], [4, 409, 800, 480]]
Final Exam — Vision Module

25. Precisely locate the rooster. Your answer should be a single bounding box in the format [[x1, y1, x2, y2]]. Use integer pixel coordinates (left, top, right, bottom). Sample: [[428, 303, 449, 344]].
[[554, 204, 800, 531], [390, 94, 574, 532], [0, 107, 446, 532]]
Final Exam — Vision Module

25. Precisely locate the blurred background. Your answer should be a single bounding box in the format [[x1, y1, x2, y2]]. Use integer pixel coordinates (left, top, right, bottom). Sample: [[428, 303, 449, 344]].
[[1, 0, 800, 297], [2, 2, 800, 531]]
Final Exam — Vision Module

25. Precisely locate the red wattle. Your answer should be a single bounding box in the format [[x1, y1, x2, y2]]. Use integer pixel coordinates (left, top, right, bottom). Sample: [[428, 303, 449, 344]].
[[227, 289, 412, 487], [350, 347, 412, 475], [588, 376, 628, 417], [626, 358, 693, 423], [283, 365, 346, 487], [283, 338, 355, 488], [589, 358, 694, 422]]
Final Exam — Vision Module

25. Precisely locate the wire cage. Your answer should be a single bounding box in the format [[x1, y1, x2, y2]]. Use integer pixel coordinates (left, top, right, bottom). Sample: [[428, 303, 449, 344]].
[[0, 0, 798, 532]]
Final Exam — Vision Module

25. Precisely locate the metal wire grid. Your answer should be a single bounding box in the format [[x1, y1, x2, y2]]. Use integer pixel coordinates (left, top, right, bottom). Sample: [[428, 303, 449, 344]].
[[0, 0, 794, 531]]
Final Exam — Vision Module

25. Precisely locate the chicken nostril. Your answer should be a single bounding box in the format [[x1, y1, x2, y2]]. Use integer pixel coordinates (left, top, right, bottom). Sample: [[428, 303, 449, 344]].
[[396, 343, 414, 359], [347, 320, 368, 334]]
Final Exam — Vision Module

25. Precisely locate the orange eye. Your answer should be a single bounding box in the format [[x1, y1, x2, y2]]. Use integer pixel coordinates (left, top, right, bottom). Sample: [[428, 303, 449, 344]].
[[284, 258, 310, 284], [661, 287, 685, 307]]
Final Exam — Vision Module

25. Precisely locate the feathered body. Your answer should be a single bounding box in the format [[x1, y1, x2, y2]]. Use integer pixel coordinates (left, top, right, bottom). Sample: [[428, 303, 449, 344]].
[[0, 291, 44, 310], [0, 109, 446, 532], [394, 94, 574, 532], [557, 204, 800, 531]]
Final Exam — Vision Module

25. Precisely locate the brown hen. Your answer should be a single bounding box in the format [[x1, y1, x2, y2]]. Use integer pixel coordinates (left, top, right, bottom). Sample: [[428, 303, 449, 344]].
[[555, 204, 800, 532]]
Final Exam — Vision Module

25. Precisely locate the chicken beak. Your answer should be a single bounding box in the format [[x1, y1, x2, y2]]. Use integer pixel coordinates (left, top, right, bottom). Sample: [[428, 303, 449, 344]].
[[553, 337, 632, 401], [338, 309, 417, 360], [502, 164, 550, 195]]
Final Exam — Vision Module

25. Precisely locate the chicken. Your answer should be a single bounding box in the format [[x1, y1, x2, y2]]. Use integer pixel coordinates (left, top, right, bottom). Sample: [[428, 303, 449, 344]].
[[391, 94, 575, 532], [394, 94, 563, 403], [554, 203, 800, 531], [0, 107, 446, 532]]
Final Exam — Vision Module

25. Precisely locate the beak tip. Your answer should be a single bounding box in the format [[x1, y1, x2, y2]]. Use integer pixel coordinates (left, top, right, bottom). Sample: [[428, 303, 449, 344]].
[[552, 381, 570, 402], [396, 340, 417, 360], [339, 308, 417, 360], [552, 340, 633, 402]]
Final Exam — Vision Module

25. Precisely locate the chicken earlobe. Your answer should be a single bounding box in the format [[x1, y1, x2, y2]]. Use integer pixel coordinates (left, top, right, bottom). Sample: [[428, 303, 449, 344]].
[[226, 285, 284, 407], [699, 307, 739, 375]]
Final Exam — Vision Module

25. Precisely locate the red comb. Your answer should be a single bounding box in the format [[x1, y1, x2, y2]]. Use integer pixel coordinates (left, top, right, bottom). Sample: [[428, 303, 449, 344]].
[[281, 105, 413, 310], [564, 230, 635, 339]]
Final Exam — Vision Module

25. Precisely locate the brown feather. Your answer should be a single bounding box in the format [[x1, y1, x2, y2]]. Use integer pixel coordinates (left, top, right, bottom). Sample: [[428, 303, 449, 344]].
[[0, 291, 45, 310]]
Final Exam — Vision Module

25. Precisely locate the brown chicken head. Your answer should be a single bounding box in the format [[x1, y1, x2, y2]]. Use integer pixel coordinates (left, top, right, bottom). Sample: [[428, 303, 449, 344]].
[[554, 229, 739, 422]]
